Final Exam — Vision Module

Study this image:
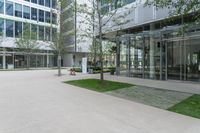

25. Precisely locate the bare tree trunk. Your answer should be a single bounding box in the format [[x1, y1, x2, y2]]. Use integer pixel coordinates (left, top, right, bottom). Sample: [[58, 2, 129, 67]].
[[57, 51, 61, 76], [26, 54, 30, 70], [93, 39, 97, 67], [97, 0, 103, 81]]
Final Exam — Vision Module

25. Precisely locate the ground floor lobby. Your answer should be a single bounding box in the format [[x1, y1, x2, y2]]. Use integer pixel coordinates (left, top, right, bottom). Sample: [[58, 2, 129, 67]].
[[0, 49, 57, 69], [114, 25, 200, 82]]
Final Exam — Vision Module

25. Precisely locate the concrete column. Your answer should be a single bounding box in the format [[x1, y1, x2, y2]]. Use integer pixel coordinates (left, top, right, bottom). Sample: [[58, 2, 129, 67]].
[[12, 53, 15, 69], [36, 55, 37, 68], [116, 38, 120, 76], [150, 24, 155, 79], [3, 52, 6, 69], [126, 36, 130, 77], [47, 54, 49, 68]]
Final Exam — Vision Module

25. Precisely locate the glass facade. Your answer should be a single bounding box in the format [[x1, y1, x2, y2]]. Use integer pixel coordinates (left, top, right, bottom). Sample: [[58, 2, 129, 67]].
[[23, 6, 30, 19], [31, 24, 38, 39], [0, 0, 4, 14], [39, 0, 44, 6], [31, 0, 37, 4], [45, 0, 50, 7], [39, 10, 44, 22], [15, 3, 22, 17], [39, 26, 44, 40], [6, 1, 13, 16], [45, 27, 51, 41], [116, 26, 200, 82], [31, 8, 37, 21], [45, 11, 50, 23], [52, 0, 56, 9], [0, 0, 58, 70], [6, 20, 13, 37], [0, 18, 4, 33], [52, 13, 57, 24], [0, 18, 55, 40], [15, 21, 22, 37], [0, 0, 57, 24]]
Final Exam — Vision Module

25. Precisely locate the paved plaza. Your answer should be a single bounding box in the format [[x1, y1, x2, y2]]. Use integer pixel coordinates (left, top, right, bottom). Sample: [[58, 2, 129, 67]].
[[0, 70, 200, 133], [106, 86, 193, 109]]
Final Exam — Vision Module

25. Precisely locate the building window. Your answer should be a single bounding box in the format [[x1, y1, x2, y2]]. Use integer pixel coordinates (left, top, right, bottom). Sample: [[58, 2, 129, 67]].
[[0, 0, 4, 14], [45, 27, 50, 41], [125, 0, 136, 5], [25, 0, 30, 2], [52, 0, 56, 9], [23, 6, 30, 19], [15, 3, 22, 18], [0, 18, 4, 35], [31, 0, 37, 4], [39, 10, 44, 22], [15, 21, 22, 37], [52, 28, 57, 41], [45, 0, 50, 7], [52, 13, 57, 24], [45, 11, 50, 23], [6, 20, 14, 37], [39, 0, 44, 6], [31, 8, 37, 21], [6, 1, 13, 16], [39, 26, 44, 40], [31, 24, 37, 39], [23, 23, 30, 37]]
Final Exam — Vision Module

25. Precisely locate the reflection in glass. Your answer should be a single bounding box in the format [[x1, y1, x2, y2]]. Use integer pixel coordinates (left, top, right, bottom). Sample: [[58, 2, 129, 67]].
[[15, 3, 22, 17], [6, 1, 13, 16], [31, 8, 37, 21], [0, 0, 4, 14], [23, 6, 30, 19], [6, 20, 13, 37], [15, 21, 22, 37]]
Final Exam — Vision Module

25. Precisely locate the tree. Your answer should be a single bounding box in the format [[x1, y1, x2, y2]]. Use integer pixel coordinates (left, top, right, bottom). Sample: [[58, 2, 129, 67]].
[[77, 0, 131, 81], [48, 0, 71, 76], [48, 30, 65, 76], [15, 24, 39, 69]]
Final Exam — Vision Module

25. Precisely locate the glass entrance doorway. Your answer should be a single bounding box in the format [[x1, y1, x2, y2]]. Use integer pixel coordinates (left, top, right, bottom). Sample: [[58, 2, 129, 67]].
[[166, 36, 200, 81], [117, 29, 200, 82]]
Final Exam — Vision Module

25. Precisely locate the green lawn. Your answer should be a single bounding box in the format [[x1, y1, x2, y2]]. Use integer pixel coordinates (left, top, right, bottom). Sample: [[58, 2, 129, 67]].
[[65, 79, 134, 92], [168, 94, 200, 119]]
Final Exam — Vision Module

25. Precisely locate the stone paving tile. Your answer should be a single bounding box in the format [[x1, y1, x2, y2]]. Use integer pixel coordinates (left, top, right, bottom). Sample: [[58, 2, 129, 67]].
[[105, 86, 193, 109]]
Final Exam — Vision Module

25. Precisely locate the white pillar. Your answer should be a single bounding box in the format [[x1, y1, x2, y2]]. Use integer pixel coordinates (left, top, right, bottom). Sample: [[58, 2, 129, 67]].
[[3, 52, 6, 69], [47, 54, 49, 68], [150, 24, 155, 79]]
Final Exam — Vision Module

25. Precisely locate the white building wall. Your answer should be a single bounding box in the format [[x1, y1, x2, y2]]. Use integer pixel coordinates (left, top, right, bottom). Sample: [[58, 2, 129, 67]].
[[102, 0, 170, 34]]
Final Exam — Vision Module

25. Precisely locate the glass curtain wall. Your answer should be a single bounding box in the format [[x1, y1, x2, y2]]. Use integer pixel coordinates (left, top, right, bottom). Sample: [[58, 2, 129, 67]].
[[14, 54, 27, 68], [117, 26, 200, 82], [186, 36, 200, 81], [165, 30, 200, 81]]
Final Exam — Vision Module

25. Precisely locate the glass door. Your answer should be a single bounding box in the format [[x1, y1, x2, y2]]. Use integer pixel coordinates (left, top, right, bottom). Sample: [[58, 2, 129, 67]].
[[167, 40, 183, 80], [185, 37, 200, 81], [129, 35, 144, 78]]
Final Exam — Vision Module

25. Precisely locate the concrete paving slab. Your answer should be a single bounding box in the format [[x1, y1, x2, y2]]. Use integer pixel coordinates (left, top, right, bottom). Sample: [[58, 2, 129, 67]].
[[106, 86, 193, 109], [0, 70, 200, 133]]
